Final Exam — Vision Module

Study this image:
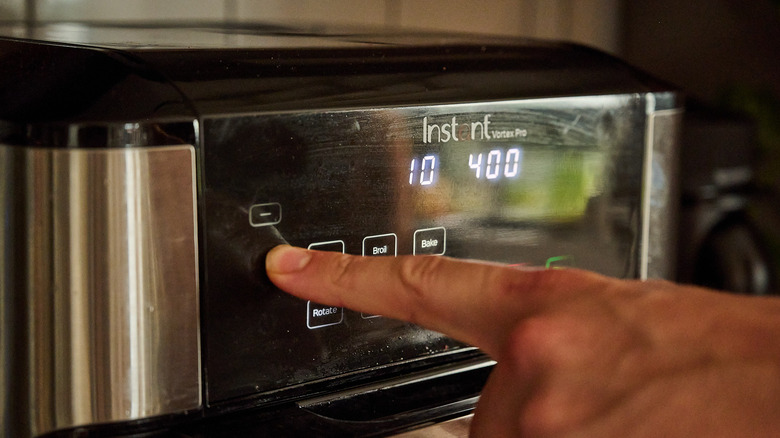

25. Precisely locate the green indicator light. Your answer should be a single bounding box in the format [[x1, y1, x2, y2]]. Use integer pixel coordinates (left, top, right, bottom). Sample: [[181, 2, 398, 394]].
[[545, 255, 571, 269]]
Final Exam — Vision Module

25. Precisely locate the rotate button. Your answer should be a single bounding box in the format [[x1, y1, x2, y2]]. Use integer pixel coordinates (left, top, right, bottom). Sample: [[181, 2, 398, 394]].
[[306, 240, 346, 329], [307, 302, 344, 329], [414, 227, 446, 255], [249, 202, 281, 227]]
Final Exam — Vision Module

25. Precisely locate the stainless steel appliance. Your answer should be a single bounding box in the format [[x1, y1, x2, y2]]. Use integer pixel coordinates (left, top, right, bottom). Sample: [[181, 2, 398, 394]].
[[0, 23, 681, 437]]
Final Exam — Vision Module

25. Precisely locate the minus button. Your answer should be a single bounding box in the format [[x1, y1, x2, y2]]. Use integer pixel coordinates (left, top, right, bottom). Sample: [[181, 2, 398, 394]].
[[249, 202, 282, 227]]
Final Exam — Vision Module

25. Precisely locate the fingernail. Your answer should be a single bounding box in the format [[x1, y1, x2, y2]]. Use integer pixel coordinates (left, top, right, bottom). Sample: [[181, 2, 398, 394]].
[[266, 245, 312, 274]]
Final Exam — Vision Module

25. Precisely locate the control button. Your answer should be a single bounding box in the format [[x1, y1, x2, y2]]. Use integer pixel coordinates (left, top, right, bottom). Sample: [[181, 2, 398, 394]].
[[362, 233, 397, 257], [413, 227, 446, 255], [249, 202, 281, 227], [306, 241, 345, 329], [361, 233, 397, 319], [307, 302, 344, 329], [308, 240, 345, 253]]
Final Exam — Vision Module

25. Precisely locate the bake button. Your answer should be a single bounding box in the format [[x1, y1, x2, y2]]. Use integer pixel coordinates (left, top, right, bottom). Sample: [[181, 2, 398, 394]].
[[249, 202, 282, 227], [307, 302, 343, 329], [362, 233, 397, 257], [413, 227, 446, 255]]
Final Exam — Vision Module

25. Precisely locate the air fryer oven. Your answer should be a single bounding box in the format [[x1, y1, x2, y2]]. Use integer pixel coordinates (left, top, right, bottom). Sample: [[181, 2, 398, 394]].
[[0, 23, 681, 437]]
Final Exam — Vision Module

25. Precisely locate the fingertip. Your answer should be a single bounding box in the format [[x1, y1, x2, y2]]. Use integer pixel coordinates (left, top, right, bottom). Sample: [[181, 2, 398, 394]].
[[265, 245, 313, 275]]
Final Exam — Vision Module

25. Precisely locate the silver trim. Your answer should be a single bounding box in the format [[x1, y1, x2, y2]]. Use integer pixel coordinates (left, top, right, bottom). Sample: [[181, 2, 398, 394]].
[[1, 144, 201, 437], [391, 414, 474, 437], [298, 358, 495, 409], [642, 101, 683, 280]]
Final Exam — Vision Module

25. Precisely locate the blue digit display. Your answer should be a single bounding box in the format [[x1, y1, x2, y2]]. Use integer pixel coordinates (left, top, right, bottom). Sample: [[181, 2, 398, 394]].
[[409, 154, 438, 186], [469, 147, 523, 180]]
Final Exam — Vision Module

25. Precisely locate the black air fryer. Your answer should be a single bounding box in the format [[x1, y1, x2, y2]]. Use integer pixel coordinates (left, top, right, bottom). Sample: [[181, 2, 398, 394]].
[[0, 23, 681, 437]]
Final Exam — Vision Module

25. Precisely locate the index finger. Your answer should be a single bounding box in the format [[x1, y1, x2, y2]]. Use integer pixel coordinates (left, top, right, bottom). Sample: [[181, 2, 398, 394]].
[[265, 245, 611, 357]]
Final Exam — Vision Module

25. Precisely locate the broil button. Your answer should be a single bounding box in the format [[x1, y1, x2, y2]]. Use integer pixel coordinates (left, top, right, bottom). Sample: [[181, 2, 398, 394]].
[[362, 233, 397, 257], [361, 233, 397, 319]]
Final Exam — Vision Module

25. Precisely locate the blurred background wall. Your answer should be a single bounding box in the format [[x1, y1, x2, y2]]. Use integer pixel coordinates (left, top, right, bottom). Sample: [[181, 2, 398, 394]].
[[0, 0, 623, 53]]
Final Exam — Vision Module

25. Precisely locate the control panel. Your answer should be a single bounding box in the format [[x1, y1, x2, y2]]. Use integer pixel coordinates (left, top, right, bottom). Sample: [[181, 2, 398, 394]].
[[201, 95, 648, 405]]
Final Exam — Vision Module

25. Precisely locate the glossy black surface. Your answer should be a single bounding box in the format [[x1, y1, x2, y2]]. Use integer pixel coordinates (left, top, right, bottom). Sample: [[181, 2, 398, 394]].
[[0, 22, 673, 147], [139, 43, 656, 116], [202, 95, 648, 407], [41, 359, 489, 438], [0, 40, 190, 122]]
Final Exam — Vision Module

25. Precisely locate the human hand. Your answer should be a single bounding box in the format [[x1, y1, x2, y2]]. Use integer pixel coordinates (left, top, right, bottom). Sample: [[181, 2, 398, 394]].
[[266, 245, 780, 437]]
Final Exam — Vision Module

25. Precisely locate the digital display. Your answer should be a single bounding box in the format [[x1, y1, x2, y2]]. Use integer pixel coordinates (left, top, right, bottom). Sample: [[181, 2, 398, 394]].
[[468, 148, 523, 180], [408, 154, 439, 185], [202, 95, 649, 405]]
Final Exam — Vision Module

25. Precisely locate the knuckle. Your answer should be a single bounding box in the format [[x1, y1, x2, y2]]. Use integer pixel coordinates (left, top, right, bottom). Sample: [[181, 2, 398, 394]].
[[504, 316, 560, 367], [505, 315, 587, 374], [636, 278, 677, 294], [326, 253, 360, 304], [519, 388, 579, 438], [497, 268, 565, 299], [488, 268, 576, 314], [398, 255, 444, 297], [508, 268, 614, 306], [397, 255, 446, 323], [509, 320, 585, 436], [329, 253, 354, 286]]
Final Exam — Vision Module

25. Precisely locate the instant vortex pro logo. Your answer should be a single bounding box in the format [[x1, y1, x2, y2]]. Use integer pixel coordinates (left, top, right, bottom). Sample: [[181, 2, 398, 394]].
[[422, 114, 527, 143]]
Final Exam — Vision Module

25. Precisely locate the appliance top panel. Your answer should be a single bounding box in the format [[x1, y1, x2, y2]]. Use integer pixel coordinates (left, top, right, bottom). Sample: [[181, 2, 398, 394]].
[[0, 23, 678, 145], [0, 21, 604, 51], [0, 21, 521, 50]]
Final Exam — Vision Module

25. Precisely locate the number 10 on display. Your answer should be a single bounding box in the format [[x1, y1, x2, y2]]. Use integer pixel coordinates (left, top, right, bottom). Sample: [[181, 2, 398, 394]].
[[409, 154, 438, 186]]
